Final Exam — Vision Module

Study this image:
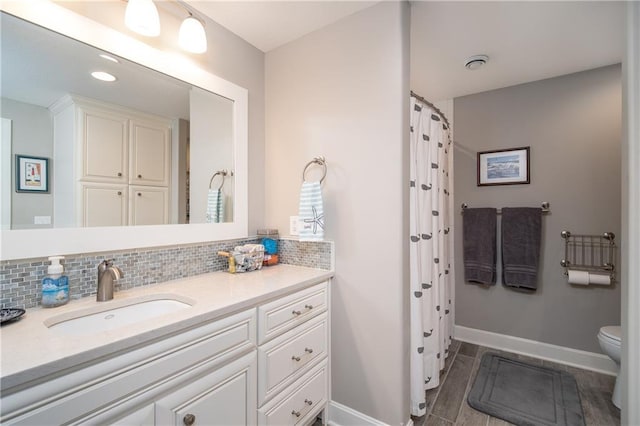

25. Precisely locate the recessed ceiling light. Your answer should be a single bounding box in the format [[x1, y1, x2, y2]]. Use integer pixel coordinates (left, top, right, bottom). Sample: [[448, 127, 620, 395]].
[[91, 71, 117, 82], [99, 54, 119, 63], [464, 55, 489, 71]]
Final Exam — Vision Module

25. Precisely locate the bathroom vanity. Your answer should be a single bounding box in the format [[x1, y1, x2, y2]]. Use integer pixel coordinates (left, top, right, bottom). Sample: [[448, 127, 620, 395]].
[[0, 265, 332, 425]]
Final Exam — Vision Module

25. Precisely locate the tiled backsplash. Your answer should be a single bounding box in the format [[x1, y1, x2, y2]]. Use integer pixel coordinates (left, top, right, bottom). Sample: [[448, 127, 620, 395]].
[[0, 238, 333, 309]]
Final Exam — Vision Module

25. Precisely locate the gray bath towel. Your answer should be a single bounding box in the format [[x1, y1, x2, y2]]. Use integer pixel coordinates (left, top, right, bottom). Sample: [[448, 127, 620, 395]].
[[501, 207, 542, 290], [463, 208, 497, 285]]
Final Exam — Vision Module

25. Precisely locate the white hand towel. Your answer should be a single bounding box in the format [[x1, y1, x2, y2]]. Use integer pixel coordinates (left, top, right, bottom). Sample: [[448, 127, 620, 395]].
[[206, 189, 225, 223], [299, 181, 324, 241]]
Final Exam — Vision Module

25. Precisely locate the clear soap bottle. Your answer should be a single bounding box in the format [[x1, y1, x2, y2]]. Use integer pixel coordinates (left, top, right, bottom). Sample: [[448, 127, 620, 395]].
[[42, 256, 69, 307]]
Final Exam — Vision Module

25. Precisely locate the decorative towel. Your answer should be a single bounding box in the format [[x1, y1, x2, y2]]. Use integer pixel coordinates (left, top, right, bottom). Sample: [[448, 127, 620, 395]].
[[463, 208, 497, 285], [501, 207, 542, 290], [298, 181, 324, 241], [206, 189, 225, 223]]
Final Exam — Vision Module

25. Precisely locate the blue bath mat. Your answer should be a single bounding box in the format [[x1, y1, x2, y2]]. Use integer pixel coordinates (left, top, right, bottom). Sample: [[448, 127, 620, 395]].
[[468, 353, 585, 426]]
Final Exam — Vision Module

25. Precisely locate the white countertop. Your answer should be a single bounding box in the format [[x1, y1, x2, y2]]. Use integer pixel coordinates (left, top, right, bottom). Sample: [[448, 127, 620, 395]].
[[0, 264, 333, 392]]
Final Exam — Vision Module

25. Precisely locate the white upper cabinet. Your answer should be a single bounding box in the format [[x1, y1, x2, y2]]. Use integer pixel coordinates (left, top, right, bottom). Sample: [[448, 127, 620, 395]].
[[129, 118, 171, 186], [80, 105, 129, 183]]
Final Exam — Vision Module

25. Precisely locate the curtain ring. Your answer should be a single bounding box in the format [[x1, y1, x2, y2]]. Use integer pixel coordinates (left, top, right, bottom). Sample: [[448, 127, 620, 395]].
[[209, 170, 227, 190], [302, 157, 327, 184]]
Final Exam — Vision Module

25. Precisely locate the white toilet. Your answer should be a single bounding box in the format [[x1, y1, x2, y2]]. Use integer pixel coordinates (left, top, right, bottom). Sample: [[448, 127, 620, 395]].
[[597, 325, 622, 408]]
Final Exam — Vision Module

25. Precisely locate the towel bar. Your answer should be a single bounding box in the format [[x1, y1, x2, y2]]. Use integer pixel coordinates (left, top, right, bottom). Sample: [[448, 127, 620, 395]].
[[460, 202, 550, 215]]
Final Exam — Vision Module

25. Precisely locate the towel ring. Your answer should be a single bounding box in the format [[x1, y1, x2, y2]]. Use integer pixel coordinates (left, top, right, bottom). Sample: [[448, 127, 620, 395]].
[[209, 170, 228, 190], [302, 156, 327, 184]]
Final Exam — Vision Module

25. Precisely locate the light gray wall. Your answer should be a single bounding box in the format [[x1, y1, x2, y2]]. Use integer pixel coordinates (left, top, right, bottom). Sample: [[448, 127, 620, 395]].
[[453, 65, 621, 353], [60, 2, 265, 233], [265, 2, 410, 424], [1, 97, 53, 230]]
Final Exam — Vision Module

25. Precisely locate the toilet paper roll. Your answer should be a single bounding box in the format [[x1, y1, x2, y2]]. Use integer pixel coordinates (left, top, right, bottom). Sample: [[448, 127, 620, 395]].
[[568, 270, 590, 285], [567, 270, 612, 285], [588, 272, 611, 286]]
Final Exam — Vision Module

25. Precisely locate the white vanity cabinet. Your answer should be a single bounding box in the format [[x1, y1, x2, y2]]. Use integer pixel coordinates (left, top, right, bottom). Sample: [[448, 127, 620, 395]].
[[257, 281, 330, 425], [0, 274, 332, 426], [51, 95, 171, 227], [0, 309, 256, 425]]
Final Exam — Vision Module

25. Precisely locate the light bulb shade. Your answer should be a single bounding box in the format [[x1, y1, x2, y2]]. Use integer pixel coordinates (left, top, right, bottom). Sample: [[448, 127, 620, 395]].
[[179, 16, 207, 54], [125, 0, 160, 37]]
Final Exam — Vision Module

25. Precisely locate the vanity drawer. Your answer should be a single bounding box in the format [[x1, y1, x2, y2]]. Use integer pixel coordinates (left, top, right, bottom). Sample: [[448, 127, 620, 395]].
[[258, 312, 327, 405], [258, 281, 327, 344], [258, 359, 328, 426]]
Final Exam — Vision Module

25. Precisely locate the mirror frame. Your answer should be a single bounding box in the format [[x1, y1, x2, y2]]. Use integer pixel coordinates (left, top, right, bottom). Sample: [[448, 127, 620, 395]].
[[0, 1, 248, 260]]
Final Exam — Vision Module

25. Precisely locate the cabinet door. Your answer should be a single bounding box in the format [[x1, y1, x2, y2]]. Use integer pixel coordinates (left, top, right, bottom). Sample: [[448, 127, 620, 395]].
[[81, 183, 127, 227], [129, 186, 168, 226], [130, 119, 170, 186], [80, 106, 128, 182], [155, 352, 257, 426]]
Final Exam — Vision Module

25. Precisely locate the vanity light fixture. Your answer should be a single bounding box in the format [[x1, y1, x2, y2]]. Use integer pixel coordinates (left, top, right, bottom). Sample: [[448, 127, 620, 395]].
[[91, 71, 118, 82], [179, 14, 207, 54], [125, 0, 161, 37], [99, 54, 120, 63]]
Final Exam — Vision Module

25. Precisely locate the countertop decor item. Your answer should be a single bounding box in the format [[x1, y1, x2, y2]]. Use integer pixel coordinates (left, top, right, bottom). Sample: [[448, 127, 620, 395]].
[[1, 308, 26, 325]]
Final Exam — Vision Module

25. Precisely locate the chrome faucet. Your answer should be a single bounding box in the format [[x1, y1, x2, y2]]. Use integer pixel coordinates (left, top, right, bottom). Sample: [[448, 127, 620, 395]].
[[97, 259, 124, 302]]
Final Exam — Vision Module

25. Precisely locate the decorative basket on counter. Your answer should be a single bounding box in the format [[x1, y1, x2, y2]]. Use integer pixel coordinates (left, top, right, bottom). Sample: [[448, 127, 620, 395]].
[[219, 244, 264, 273]]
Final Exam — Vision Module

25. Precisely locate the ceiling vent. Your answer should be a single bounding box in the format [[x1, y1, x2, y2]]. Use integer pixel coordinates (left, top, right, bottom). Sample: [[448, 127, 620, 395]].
[[464, 55, 489, 70]]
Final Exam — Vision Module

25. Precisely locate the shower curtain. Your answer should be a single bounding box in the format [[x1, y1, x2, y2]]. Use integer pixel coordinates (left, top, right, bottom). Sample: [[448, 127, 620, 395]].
[[409, 96, 454, 417]]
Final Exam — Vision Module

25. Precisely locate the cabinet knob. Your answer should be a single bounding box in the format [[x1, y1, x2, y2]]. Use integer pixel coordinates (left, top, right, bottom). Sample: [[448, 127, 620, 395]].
[[291, 410, 301, 418], [292, 310, 302, 316], [117, 191, 122, 196], [305, 399, 313, 406], [292, 355, 301, 362], [138, 174, 142, 179], [117, 172, 122, 177], [137, 192, 142, 196], [305, 304, 314, 310], [305, 347, 313, 354], [183, 414, 196, 426]]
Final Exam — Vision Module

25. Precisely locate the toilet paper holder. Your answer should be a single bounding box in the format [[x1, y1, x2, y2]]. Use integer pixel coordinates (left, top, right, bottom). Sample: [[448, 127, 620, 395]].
[[560, 230, 616, 280]]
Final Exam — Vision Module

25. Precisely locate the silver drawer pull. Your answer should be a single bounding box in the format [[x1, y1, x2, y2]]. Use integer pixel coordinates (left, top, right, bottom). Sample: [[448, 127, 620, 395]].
[[291, 410, 301, 418], [305, 399, 313, 406], [305, 347, 313, 354], [292, 310, 302, 316], [305, 304, 313, 310], [292, 355, 301, 362]]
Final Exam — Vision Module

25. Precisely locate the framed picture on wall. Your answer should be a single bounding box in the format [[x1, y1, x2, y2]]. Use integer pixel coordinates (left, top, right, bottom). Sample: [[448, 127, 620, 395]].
[[477, 147, 530, 186], [15, 155, 49, 193]]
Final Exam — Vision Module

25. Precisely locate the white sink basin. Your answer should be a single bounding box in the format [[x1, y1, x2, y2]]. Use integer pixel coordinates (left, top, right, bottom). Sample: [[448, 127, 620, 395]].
[[44, 294, 194, 335]]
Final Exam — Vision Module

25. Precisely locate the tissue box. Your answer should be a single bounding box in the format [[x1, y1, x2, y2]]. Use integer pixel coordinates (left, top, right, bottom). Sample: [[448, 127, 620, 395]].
[[232, 244, 264, 273]]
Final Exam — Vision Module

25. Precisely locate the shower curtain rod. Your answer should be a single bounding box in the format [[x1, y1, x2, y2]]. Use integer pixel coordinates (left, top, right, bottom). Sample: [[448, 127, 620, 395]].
[[410, 91, 451, 129]]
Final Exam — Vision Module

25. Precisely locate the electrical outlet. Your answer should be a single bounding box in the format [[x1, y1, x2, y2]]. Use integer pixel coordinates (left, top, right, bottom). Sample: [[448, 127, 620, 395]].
[[290, 216, 299, 235], [34, 216, 51, 225]]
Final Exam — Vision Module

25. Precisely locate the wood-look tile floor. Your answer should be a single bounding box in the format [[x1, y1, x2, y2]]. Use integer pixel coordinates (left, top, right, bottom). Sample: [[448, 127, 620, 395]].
[[411, 341, 621, 426]]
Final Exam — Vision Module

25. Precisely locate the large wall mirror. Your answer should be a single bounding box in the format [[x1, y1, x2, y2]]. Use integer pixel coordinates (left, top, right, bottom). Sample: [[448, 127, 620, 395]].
[[0, 2, 248, 260]]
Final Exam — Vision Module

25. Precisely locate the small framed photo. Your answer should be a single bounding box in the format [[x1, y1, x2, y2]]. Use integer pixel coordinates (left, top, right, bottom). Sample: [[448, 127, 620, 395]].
[[477, 147, 530, 186], [16, 155, 49, 193]]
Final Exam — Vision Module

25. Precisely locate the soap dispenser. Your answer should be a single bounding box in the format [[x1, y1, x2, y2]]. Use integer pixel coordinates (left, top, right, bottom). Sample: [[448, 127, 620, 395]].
[[42, 256, 69, 308]]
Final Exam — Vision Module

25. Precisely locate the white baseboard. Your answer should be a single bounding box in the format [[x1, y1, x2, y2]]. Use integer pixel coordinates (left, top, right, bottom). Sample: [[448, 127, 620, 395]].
[[328, 401, 391, 426], [454, 325, 618, 376]]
